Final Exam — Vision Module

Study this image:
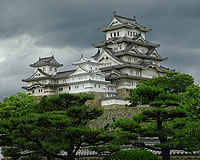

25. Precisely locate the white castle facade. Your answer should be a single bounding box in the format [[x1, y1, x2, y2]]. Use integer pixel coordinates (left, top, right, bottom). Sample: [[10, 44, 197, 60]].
[[22, 13, 172, 106]]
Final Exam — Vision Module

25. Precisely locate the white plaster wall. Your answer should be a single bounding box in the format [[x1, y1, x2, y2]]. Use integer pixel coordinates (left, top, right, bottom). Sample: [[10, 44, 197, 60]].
[[136, 46, 148, 54], [106, 28, 126, 40], [101, 99, 130, 106], [142, 68, 159, 78], [38, 66, 58, 75], [69, 82, 108, 94]]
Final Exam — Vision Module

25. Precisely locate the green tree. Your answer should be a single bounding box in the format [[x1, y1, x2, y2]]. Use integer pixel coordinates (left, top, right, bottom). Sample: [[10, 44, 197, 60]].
[[116, 72, 194, 160], [104, 150, 161, 160], [172, 84, 200, 151], [0, 93, 112, 160]]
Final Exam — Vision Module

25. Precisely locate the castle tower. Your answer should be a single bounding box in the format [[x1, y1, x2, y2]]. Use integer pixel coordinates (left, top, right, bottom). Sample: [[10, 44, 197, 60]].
[[22, 56, 65, 96], [92, 13, 171, 97]]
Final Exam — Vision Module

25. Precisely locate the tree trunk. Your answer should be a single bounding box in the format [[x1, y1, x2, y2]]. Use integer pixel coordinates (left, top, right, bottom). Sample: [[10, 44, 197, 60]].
[[161, 148, 170, 160], [47, 155, 56, 160]]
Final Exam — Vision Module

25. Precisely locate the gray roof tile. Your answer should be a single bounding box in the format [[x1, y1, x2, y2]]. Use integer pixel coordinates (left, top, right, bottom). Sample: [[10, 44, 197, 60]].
[[30, 56, 63, 67]]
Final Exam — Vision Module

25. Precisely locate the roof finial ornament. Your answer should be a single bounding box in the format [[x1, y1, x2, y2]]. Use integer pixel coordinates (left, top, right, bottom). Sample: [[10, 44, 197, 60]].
[[134, 16, 136, 20], [113, 11, 116, 16], [81, 54, 83, 58]]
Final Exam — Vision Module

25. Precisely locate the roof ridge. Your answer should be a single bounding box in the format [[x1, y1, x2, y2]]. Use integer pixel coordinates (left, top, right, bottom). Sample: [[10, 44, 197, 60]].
[[114, 14, 136, 22], [39, 56, 54, 60]]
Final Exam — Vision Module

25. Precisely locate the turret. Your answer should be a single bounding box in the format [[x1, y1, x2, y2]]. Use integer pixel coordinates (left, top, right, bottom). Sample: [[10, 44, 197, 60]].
[[30, 55, 63, 75], [100, 12, 152, 40]]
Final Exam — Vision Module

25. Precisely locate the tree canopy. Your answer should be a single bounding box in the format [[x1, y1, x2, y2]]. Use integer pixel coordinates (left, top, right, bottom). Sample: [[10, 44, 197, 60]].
[[172, 84, 200, 151], [116, 72, 194, 160], [0, 93, 112, 160]]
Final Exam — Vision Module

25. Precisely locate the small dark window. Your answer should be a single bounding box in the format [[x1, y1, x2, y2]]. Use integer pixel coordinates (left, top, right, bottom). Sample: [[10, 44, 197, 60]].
[[110, 33, 112, 37], [32, 90, 34, 93], [114, 32, 116, 37], [59, 88, 63, 91]]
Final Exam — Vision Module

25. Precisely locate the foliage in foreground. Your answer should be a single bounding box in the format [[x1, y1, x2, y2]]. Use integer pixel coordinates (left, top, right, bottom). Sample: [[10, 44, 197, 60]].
[[116, 72, 194, 160], [172, 84, 200, 151], [104, 150, 160, 160], [0, 93, 113, 160]]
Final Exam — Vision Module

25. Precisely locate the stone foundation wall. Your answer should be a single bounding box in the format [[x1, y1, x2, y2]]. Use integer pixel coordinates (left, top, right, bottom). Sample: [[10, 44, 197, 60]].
[[85, 92, 105, 107], [88, 106, 151, 129], [116, 88, 130, 97]]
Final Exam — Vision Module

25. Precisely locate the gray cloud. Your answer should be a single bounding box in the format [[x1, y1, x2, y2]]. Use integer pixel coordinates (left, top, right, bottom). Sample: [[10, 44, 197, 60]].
[[0, 0, 200, 97]]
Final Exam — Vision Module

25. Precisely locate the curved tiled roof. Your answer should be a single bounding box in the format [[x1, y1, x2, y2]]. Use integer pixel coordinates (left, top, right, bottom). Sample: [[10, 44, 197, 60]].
[[30, 56, 63, 67], [100, 14, 151, 33], [22, 69, 75, 82], [93, 37, 159, 48]]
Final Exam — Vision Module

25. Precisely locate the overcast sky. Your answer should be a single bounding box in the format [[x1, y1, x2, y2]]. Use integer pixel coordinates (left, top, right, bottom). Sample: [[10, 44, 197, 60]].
[[0, 0, 200, 98]]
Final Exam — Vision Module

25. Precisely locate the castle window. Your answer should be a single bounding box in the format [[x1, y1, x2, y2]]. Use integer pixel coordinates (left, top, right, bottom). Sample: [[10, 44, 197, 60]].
[[99, 84, 101, 88], [55, 68, 57, 72], [94, 84, 96, 88], [128, 57, 131, 62], [130, 69, 133, 75], [110, 33, 112, 37], [50, 67, 52, 71], [128, 31, 130, 35], [117, 32, 120, 36], [134, 58, 137, 62], [43, 67, 46, 71], [114, 32, 116, 37], [136, 70, 141, 76], [32, 90, 34, 93], [59, 88, 63, 91], [75, 85, 79, 89], [69, 87, 71, 90]]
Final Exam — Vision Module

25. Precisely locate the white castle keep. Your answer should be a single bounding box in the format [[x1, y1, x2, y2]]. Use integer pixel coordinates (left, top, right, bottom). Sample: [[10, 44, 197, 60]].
[[22, 13, 172, 106]]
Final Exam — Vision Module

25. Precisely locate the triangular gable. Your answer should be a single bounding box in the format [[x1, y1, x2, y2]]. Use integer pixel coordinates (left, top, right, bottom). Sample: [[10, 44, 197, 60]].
[[50, 58, 59, 65], [135, 35, 145, 43], [70, 66, 89, 76], [128, 46, 139, 54], [107, 69, 123, 78], [108, 17, 122, 27], [29, 69, 50, 79], [96, 49, 123, 65], [149, 49, 161, 58]]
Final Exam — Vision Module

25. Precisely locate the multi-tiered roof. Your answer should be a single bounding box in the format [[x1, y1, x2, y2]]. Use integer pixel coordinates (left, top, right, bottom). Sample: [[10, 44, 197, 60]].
[[92, 13, 172, 84], [22, 13, 172, 102]]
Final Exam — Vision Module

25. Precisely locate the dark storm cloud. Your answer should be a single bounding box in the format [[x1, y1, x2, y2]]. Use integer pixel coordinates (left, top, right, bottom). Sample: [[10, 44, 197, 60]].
[[0, 0, 200, 97]]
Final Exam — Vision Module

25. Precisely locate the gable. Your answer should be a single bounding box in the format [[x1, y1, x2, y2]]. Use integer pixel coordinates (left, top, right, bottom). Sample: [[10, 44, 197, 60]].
[[70, 66, 88, 76], [108, 17, 122, 27], [109, 69, 122, 76], [96, 49, 122, 66], [30, 69, 49, 79], [50, 58, 58, 65], [149, 49, 160, 58]]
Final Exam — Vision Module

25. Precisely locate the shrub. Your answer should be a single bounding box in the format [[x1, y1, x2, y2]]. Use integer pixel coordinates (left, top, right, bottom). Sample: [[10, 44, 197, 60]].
[[104, 150, 160, 160]]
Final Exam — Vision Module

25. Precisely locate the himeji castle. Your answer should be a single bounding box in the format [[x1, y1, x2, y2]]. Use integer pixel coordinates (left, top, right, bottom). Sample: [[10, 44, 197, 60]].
[[22, 13, 172, 106]]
